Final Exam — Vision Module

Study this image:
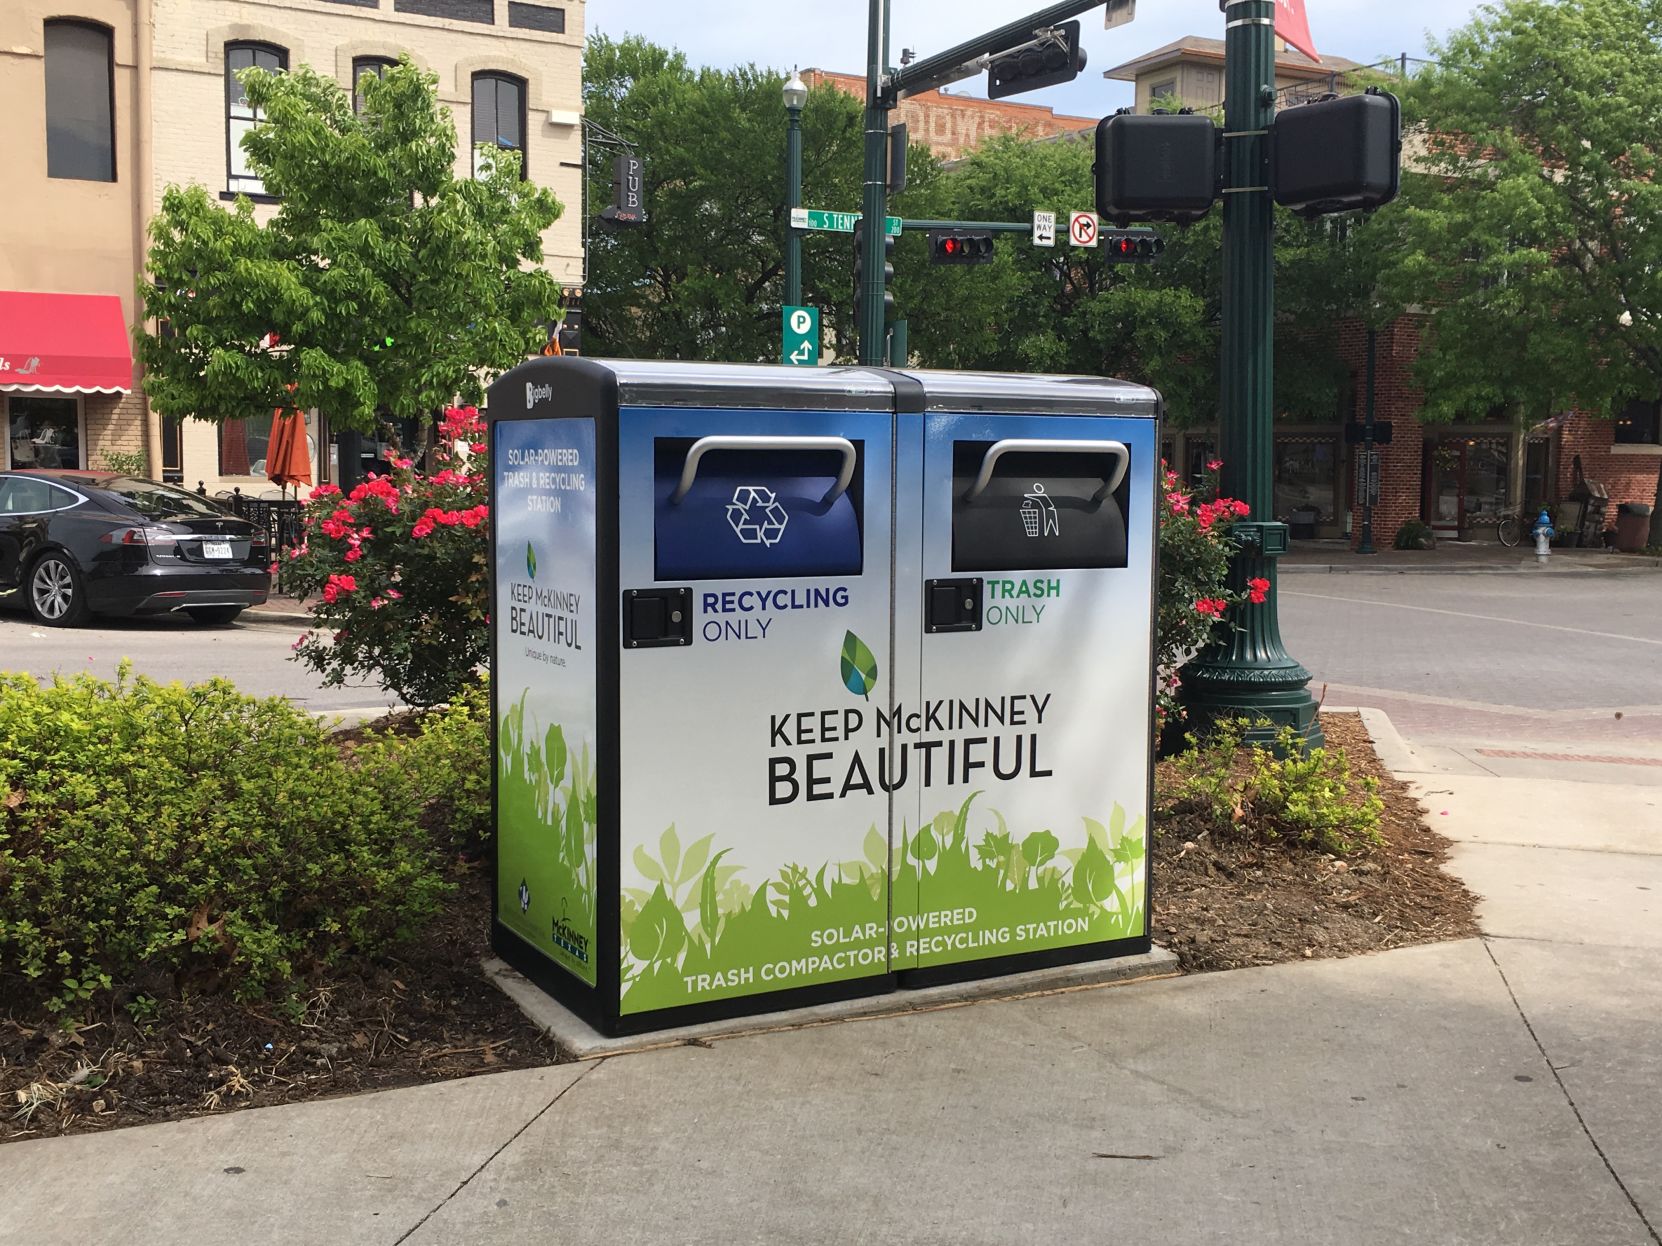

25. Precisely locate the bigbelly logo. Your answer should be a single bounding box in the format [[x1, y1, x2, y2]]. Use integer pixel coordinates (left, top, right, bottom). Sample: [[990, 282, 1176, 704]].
[[726, 485, 788, 546]]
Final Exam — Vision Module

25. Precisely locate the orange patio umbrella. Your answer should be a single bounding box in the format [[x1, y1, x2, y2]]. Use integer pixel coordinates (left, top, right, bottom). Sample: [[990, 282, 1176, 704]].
[[265, 407, 313, 496]]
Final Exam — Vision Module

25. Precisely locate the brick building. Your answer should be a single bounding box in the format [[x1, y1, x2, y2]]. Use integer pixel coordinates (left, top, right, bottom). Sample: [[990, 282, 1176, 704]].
[[802, 68, 1095, 161], [1, 0, 582, 495]]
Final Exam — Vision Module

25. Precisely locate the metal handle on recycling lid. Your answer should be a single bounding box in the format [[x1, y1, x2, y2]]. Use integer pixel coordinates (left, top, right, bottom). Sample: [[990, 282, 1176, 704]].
[[670, 435, 859, 506], [964, 439, 1131, 504]]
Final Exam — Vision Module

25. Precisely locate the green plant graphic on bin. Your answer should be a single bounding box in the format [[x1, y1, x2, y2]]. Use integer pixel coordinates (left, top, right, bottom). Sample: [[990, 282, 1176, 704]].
[[498, 692, 597, 982], [618, 793, 1145, 1013]]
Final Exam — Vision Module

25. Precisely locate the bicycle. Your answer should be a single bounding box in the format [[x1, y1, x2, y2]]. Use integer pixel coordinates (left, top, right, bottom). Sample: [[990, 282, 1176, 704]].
[[1496, 505, 1548, 548]]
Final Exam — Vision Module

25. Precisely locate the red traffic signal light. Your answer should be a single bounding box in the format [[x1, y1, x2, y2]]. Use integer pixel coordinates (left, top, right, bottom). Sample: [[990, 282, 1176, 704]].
[[1101, 230, 1164, 263], [929, 231, 996, 265]]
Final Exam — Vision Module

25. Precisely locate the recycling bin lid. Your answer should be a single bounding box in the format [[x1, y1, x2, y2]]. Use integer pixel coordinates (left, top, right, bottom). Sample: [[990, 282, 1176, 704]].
[[894, 369, 1160, 417], [490, 356, 902, 414], [1618, 502, 1654, 517]]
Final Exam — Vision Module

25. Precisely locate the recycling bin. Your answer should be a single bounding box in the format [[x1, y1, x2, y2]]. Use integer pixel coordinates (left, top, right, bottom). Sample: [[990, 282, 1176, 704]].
[[489, 358, 1158, 1035]]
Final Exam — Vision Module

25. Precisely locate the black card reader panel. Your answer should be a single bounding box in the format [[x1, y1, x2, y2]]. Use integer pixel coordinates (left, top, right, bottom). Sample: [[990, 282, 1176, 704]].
[[951, 443, 1129, 573]]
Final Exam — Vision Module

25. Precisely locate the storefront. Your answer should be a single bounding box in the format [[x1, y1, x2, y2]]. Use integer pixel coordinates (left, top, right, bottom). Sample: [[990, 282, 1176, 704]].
[[0, 291, 135, 471], [1421, 434, 1511, 536]]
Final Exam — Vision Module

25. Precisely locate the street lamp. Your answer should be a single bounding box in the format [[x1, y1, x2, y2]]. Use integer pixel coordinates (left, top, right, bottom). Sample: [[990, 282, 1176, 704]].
[[783, 70, 807, 309]]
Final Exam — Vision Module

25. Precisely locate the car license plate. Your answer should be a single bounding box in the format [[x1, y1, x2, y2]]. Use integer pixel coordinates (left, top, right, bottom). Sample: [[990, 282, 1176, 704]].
[[203, 541, 235, 560]]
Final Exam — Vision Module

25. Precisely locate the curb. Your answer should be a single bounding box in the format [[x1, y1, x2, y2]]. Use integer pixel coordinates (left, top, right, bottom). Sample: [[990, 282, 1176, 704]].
[[485, 947, 1182, 1061], [1352, 706, 1424, 776], [1283, 561, 1662, 577], [243, 609, 314, 627]]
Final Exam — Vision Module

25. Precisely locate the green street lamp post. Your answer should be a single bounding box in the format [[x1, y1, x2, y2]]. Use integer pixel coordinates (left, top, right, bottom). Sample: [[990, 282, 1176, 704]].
[[1178, 0, 1324, 749], [783, 70, 807, 309]]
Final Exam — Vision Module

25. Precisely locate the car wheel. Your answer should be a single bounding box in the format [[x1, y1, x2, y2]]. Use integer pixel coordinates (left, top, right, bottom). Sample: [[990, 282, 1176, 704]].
[[186, 606, 244, 626], [27, 553, 91, 627]]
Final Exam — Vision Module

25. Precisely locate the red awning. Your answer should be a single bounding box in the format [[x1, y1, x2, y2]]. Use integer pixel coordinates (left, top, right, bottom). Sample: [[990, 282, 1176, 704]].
[[0, 291, 133, 395]]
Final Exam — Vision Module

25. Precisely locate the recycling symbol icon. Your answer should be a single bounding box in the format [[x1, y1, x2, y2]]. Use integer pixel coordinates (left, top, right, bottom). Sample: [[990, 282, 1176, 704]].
[[726, 485, 789, 547]]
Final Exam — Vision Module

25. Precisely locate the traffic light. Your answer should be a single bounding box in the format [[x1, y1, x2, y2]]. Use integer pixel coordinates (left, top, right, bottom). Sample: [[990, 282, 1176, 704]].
[[929, 230, 996, 265], [1101, 230, 1165, 263], [988, 21, 1087, 100], [1095, 111, 1218, 225], [1273, 89, 1401, 217], [852, 220, 895, 320]]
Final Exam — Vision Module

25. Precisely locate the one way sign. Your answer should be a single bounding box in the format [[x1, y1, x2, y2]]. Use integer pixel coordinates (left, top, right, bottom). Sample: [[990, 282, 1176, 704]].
[[1032, 210, 1056, 248]]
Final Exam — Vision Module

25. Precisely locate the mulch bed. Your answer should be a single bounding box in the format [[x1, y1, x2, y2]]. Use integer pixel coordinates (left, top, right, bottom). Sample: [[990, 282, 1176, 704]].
[[2, 711, 1476, 1142], [1153, 712, 1481, 972], [0, 864, 558, 1144]]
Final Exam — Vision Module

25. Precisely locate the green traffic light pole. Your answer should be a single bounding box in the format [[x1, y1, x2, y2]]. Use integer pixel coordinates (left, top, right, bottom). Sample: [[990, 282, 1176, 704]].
[[1178, 0, 1324, 749], [861, 0, 1109, 365], [783, 71, 807, 309]]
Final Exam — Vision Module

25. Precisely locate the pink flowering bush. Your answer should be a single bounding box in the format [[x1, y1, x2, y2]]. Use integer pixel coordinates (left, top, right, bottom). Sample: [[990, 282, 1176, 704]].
[[1156, 460, 1252, 731], [286, 407, 490, 707]]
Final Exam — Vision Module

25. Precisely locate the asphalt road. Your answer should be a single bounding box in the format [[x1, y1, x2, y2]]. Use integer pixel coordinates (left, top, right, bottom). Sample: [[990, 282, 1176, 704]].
[[6, 569, 1660, 744], [1280, 569, 1662, 750], [0, 607, 398, 716]]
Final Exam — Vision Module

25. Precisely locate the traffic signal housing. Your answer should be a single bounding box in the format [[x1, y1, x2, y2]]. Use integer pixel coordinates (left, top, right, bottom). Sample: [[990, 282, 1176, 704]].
[[988, 21, 1087, 100], [1102, 230, 1165, 263], [1273, 90, 1401, 217], [1095, 111, 1218, 225], [929, 230, 996, 265], [852, 220, 896, 321]]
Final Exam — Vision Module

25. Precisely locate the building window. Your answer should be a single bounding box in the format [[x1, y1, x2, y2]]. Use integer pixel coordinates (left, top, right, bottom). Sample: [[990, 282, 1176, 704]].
[[1615, 398, 1662, 446], [472, 72, 527, 179], [507, 3, 565, 32], [218, 414, 271, 477], [44, 21, 115, 182], [1274, 435, 1338, 524], [160, 417, 184, 483], [6, 396, 82, 470], [226, 42, 287, 196], [1149, 78, 1178, 107], [353, 57, 397, 113]]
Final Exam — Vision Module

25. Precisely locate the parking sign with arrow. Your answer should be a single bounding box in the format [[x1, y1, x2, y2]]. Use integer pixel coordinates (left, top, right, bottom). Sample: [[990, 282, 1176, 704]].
[[781, 305, 820, 367]]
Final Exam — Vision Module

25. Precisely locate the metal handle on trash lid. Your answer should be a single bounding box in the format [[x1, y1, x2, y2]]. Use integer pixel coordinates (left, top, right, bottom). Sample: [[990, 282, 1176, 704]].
[[670, 435, 859, 506], [964, 439, 1131, 503]]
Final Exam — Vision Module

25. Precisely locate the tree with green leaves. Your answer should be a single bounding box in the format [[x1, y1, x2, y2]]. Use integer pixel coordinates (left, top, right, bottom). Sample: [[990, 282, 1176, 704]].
[[899, 132, 1356, 429], [1382, 0, 1662, 541], [139, 58, 564, 434], [581, 36, 943, 362]]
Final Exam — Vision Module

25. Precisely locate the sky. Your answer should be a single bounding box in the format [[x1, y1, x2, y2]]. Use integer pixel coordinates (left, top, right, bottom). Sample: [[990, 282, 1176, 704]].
[[585, 0, 1488, 116]]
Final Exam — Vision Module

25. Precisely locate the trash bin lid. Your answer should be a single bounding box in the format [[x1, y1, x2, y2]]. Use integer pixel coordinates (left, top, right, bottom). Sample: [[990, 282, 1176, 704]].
[[1617, 502, 1654, 517]]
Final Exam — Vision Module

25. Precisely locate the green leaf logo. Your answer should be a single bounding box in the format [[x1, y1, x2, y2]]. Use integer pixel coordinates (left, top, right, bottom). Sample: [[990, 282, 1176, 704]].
[[526, 541, 538, 581], [839, 630, 878, 700]]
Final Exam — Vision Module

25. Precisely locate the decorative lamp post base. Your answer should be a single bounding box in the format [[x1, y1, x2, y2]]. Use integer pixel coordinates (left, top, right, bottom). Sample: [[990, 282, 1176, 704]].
[[1177, 521, 1325, 751]]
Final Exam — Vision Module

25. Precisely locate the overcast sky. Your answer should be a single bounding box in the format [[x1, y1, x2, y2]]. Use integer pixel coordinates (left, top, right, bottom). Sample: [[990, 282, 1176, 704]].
[[585, 0, 1486, 115]]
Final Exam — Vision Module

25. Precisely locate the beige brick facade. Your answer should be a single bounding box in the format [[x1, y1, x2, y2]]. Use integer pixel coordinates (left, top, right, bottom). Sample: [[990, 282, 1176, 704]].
[[2, 0, 584, 494]]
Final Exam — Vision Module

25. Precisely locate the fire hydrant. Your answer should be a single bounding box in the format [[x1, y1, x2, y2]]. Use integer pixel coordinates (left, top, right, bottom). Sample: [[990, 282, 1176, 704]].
[[1533, 508, 1555, 564]]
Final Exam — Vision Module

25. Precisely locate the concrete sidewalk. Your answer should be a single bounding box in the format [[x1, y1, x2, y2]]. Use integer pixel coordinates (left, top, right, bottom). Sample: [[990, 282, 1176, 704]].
[[1282, 538, 1662, 575], [3, 720, 1658, 1246]]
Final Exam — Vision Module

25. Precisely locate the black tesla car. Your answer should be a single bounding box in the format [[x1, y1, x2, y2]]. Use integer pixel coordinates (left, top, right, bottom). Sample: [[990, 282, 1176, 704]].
[[0, 471, 271, 627]]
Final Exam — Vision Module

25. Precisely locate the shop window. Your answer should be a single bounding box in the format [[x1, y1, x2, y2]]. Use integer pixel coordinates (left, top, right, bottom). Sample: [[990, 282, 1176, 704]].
[[160, 417, 184, 483], [1274, 436, 1338, 524], [1615, 398, 1661, 446], [218, 414, 271, 477], [1184, 438, 1218, 489], [472, 72, 527, 179], [353, 56, 397, 113], [6, 396, 82, 470], [226, 42, 287, 196], [44, 21, 115, 182]]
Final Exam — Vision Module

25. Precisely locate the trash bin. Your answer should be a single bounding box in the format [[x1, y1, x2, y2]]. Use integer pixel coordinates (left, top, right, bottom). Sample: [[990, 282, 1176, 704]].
[[487, 358, 1159, 1035], [1615, 502, 1655, 552]]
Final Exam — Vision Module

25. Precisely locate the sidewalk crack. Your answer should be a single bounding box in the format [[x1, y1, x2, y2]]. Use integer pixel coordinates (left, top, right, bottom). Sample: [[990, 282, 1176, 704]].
[[1483, 939, 1660, 1244], [393, 1058, 606, 1244]]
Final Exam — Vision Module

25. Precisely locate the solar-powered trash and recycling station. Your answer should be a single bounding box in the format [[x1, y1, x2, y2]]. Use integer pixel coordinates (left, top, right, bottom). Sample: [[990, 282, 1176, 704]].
[[487, 357, 1160, 1036]]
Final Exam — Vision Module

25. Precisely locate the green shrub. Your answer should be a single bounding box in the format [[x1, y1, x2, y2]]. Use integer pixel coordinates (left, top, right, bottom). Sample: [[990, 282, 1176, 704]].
[[1394, 518, 1436, 550], [380, 681, 491, 850], [0, 665, 450, 1014], [1166, 719, 1384, 855]]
